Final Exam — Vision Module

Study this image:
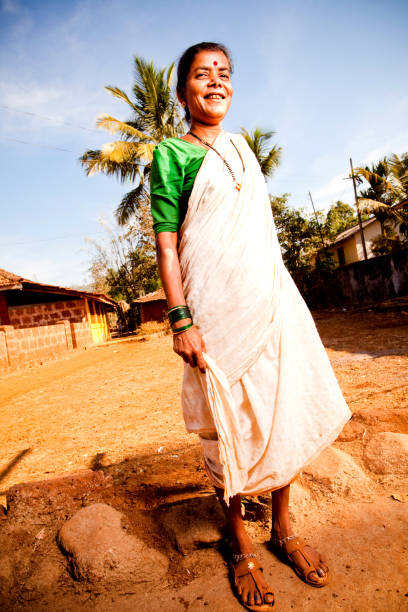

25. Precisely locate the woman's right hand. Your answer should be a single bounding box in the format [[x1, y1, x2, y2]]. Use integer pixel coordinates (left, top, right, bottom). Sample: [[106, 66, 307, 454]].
[[173, 325, 207, 373]]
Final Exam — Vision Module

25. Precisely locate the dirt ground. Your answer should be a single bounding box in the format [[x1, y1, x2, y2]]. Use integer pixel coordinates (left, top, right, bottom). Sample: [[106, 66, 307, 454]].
[[0, 310, 407, 611]]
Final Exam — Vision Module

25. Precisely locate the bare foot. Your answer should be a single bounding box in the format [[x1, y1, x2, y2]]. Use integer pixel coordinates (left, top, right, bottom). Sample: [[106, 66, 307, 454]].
[[232, 528, 275, 607]]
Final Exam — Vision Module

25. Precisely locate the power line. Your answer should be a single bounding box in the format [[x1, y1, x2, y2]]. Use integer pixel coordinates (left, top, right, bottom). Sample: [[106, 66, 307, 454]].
[[0, 231, 105, 247], [0, 105, 99, 133], [1, 136, 73, 152]]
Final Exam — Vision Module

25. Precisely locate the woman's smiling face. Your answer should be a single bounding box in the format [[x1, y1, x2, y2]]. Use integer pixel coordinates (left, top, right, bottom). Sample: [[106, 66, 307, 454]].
[[180, 50, 233, 125]]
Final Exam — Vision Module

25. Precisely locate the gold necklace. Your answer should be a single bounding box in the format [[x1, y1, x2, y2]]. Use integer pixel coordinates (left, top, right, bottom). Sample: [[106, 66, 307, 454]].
[[188, 130, 244, 191]]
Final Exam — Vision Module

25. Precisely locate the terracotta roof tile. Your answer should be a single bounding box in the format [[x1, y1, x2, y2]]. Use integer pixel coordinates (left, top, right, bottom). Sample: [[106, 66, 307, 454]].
[[0, 267, 117, 307], [133, 287, 166, 303], [0, 268, 24, 287]]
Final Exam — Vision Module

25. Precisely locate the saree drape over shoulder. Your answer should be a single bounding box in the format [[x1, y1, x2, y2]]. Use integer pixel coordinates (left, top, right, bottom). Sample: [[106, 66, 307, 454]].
[[177, 132, 351, 503]]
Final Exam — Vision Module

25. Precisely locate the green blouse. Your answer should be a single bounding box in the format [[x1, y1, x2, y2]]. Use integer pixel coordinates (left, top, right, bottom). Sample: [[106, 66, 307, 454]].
[[150, 138, 207, 234]]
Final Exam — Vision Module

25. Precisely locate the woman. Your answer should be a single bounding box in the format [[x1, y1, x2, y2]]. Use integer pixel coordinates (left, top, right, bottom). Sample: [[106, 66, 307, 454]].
[[150, 42, 351, 611]]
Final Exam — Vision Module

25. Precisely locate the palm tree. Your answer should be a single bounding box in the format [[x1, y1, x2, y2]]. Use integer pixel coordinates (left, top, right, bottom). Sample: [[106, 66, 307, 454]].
[[387, 152, 408, 199], [80, 57, 185, 225], [354, 153, 408, 236], [240, 128, 282, 179]]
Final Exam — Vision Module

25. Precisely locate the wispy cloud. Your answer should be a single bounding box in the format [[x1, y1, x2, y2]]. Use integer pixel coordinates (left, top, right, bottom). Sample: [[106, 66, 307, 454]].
[[0, 81, 65, 110]]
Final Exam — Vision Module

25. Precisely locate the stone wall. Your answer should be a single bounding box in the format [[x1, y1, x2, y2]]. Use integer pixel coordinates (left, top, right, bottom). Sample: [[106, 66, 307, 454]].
[[0, 319, 93, 373], [71, 321, 93, 349], [0, 321, 69, 371], [8, 299, 86, 328], [309, 250, 408, 308], [333, 249, 408, 306]]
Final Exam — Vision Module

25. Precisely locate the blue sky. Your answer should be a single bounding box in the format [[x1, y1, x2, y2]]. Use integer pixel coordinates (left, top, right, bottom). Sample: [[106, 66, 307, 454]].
[[1, 0, 407, 286]]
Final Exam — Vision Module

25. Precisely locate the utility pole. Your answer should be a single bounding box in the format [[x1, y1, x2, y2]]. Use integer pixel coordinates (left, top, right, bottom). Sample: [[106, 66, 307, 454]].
[[349, 157, 368, 260], [308, 191, 326, 250]]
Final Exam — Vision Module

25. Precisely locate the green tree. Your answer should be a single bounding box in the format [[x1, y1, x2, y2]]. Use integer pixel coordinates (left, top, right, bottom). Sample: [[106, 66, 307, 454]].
[[324, 200, 359, 239], [80, 57, 185, 225], [87, 219, 159, 302], [105, 249, 160, 302], [240, 128, 282, 179], [270, 194, 324, 288]]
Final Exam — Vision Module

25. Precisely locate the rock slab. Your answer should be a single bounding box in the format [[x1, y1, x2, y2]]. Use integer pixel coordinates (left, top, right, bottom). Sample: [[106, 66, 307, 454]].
[[363, 432, 408, 475], [58, 503, 168, 584], [301, 446, 371, 498], [160, 494, 225, 555]]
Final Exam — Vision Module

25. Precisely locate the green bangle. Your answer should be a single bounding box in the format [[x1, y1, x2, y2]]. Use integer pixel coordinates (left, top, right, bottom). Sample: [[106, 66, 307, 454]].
[[168, 305, 192, 325], [169, 310, 192, 324], [167, 304, 187, 313], [172, 322, 193, 334]]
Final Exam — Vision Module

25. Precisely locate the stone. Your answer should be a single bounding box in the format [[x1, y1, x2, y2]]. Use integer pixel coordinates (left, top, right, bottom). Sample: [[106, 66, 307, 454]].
[[160, 494, 225, 555], [300, 446, 371, 498], [363, 432, 408, 475], [58, 503, 168, 584]]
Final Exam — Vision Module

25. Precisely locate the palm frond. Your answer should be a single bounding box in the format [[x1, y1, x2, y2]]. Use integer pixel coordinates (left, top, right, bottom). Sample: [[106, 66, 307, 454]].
[[100, 140, 153, 164], [357, 198, 392, 213], [80, 148, 145, 183], [387, 152, 408, 196], [241, 127, 280, 179], [115, 180, 148, 225], [261, 145, 282, 178], [354, 167, 393, 192], [96, 114, 148, 140], [105, 86, 138, 112]]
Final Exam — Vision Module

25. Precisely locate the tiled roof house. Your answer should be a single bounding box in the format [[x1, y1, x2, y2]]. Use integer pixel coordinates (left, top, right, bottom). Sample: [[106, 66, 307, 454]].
[[0, 268, 117, 372]]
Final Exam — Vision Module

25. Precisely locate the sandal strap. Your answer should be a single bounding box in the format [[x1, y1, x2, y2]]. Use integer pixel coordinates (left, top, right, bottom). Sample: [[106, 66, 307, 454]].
[[233, 556, 262, 578], [232, 557, 275, 607], [270, 533, 328, 586], [281, 537, 319, 580], [283, 536, 306, 555], [233, 558, 275, 602]]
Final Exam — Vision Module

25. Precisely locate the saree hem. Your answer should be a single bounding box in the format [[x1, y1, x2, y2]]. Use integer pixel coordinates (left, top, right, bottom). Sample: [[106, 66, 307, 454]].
[[200, 409, 351, 497]]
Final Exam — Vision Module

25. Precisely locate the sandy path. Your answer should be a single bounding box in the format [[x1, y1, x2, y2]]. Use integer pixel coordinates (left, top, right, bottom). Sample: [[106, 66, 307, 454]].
[[1, 311, 407, 611]]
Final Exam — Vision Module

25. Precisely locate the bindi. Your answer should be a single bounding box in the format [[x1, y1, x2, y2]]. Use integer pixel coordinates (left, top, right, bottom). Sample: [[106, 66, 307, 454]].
[[213, 61, 218, 66]]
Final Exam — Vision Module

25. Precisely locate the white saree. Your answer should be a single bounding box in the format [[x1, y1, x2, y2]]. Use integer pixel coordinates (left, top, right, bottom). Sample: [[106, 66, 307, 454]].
[[178, 131, 351, 503]]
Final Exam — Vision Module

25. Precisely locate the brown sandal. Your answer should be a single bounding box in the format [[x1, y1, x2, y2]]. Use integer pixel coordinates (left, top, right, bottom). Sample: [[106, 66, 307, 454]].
[[230, 554, 276, 611], [269, 534, 329, 588]]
